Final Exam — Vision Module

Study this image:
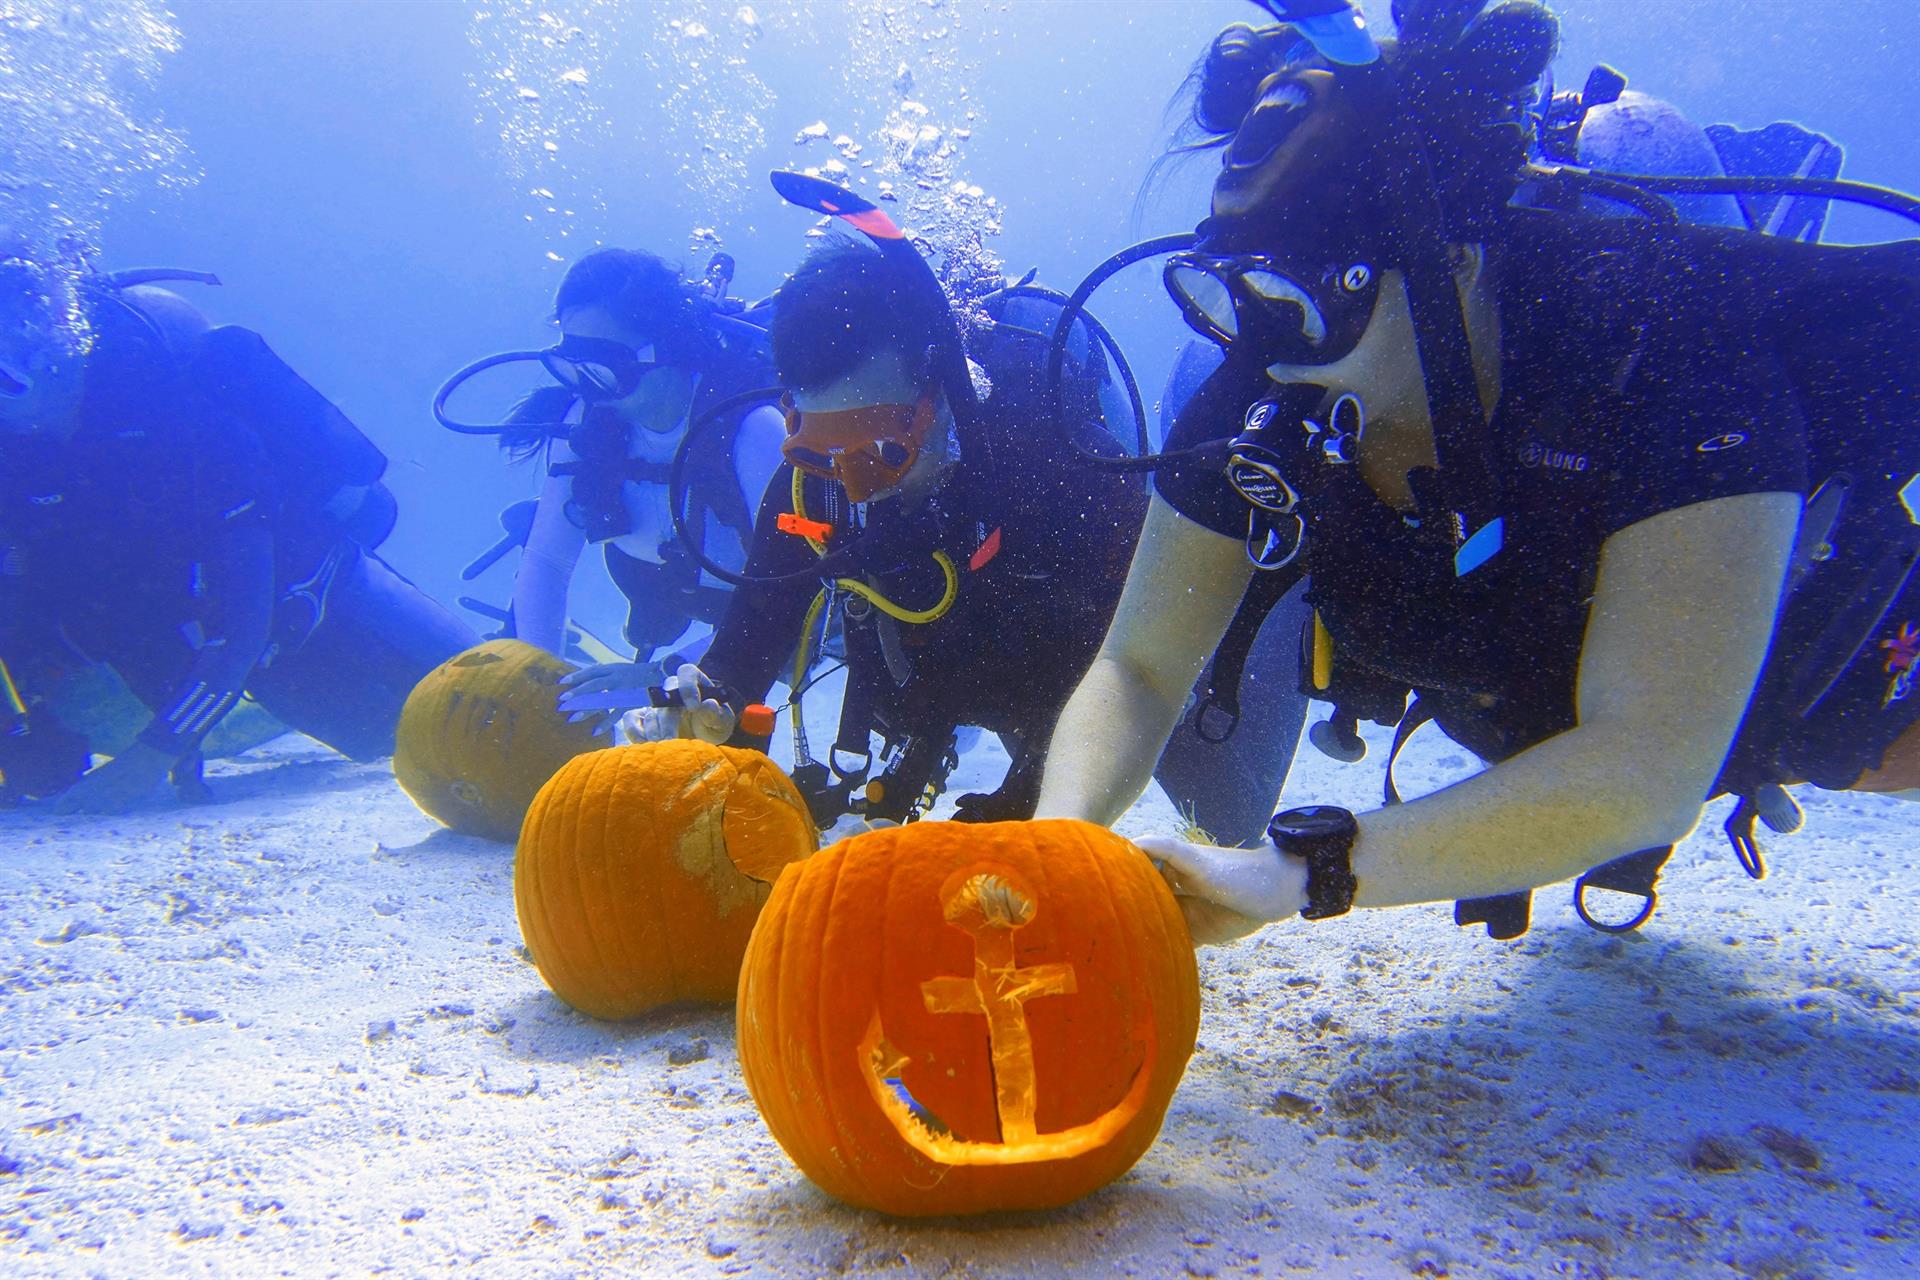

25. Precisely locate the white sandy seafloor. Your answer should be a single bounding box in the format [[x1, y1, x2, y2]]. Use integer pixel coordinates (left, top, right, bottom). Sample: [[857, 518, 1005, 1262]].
[[3, 680, 1918, 1279]]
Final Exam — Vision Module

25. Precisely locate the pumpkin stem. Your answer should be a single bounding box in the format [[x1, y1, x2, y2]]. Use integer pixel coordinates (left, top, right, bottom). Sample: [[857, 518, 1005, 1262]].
[[946, 874, 1034, 930]]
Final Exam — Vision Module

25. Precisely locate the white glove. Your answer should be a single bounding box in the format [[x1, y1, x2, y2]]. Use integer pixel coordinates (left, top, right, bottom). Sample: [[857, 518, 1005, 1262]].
[[558, 661, 657, 731], [1133, 832, 1305, 947], [614, 663, 736, 745]]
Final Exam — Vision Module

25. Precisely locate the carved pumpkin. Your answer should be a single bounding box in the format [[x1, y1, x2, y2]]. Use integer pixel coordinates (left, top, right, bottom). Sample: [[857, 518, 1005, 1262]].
[[736, 819, 1199, 1216], [392, 639, 600, 842], [515, 740, 817, 1019]]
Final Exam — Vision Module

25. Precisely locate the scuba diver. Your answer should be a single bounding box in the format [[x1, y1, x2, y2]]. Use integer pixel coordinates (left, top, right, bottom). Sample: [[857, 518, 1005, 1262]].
[[1142, 5, 1846, 851], [436, 248, 785, 666], [0, 256, 477, 812], [559, 173, 1148, 826], [1036, 0, 1920, 943]]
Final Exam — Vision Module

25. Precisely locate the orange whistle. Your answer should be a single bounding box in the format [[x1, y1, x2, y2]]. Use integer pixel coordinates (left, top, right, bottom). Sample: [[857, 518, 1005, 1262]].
[[776, 512, 834, 541]]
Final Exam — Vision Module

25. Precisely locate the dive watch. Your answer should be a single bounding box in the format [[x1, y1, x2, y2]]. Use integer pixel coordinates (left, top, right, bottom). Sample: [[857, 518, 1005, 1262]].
[[1267, 804, 1360, 920]]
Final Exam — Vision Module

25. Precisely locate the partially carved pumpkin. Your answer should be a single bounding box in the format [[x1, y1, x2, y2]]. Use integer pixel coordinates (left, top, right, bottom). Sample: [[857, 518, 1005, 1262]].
[[736, 819, 1199, 1216], [516, 741, 817, 1019], [392, 639, 599, 842]]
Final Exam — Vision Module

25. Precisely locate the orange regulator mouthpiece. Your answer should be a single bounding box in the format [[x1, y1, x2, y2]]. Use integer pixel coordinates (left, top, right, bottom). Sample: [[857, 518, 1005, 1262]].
[[781, 393, 937, 503]]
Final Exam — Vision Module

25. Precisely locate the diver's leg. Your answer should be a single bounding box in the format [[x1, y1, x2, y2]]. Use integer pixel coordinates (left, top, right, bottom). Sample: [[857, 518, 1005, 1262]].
[[1154, 579, 1313, 846]]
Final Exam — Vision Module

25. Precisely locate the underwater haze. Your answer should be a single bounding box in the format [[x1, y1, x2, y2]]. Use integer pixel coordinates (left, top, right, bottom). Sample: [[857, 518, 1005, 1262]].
[[63, 0, 1917, 637], [4, 1, 1920, 1276]]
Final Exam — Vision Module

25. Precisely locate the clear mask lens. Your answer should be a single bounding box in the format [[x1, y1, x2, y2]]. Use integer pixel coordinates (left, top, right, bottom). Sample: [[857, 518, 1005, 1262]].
[[546, 357, 622, 396], [1168, 264, 1240, 340], [1241, 269, 1329, 346]]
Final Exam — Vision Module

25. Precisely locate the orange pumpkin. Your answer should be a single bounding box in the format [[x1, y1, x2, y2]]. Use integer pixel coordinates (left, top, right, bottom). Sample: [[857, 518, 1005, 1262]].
[[392, 639, 600, 842], [736, 818, 1199, 1217], [515, 740, 817, 1019]]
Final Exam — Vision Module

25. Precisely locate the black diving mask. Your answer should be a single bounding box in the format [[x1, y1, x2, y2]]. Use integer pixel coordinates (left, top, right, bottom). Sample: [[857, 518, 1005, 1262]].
[[1164, 250, 1379, 367], [540, 333, 659, 401], [433, 336, 695, 436]]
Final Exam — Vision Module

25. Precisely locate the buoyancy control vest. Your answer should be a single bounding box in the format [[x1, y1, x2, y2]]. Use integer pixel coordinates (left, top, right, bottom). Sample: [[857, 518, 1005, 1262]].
[[545, 335, 770, 556], [1291, 212, 1920, 934], [94, 278, 398, 551]]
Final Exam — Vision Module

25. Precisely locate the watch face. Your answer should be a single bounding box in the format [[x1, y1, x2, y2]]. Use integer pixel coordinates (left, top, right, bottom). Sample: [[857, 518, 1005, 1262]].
[[1270, 804, 1355, 842]]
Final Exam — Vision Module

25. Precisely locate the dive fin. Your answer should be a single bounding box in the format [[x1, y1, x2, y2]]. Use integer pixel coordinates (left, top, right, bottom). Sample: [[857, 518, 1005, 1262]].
[[1705, 122, 1845, 242]]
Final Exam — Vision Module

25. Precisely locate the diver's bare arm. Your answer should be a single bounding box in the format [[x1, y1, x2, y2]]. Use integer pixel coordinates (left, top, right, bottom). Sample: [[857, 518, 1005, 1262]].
[[511, 465, 588, 657], [1035, 497, 1252, 826], [1350, 491, 1800, 908]]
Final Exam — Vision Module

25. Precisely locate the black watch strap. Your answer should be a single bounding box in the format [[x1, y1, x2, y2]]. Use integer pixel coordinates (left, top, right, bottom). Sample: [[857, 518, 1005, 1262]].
[[1267, 804, 1360, 920]]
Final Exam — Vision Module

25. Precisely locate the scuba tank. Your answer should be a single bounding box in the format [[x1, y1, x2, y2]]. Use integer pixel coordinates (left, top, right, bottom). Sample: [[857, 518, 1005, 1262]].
[[93, 270, 397, 549]]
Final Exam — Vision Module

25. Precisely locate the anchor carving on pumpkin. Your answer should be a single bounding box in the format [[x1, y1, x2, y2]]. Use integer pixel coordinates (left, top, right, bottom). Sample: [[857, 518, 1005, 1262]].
[[858, 871, 1157, 1166]]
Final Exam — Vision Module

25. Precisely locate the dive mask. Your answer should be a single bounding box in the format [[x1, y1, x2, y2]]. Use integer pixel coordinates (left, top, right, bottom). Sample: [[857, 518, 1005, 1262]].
[[1164, 249, 1379, 366], [780, 392, 937, 503], [541, 334, 660, 401], [434, 335, 697, 436]]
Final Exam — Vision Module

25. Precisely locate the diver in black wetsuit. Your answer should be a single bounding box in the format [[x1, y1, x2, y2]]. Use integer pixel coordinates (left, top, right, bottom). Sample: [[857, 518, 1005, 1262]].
[[0, 258, 477, 812], [1039, 0, 1920, 941], [559, 229, 1148, 826]]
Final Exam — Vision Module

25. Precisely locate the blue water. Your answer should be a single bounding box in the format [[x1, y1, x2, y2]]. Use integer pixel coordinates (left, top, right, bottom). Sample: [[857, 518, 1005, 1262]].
[[6, 4, 1920, 1272], [41, 0, 1908, 639]]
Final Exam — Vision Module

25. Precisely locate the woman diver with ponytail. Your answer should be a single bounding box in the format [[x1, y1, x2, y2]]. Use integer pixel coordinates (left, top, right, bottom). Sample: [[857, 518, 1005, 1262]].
[[1039, 0, 1920, 943], [438, 248, 786, 671]]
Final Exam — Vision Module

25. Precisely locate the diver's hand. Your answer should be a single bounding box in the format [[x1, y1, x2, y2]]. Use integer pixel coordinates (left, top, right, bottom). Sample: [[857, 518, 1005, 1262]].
[[52, 743, 176, 815], [952, 789, 1032, 824], [558, 661, 657, 728], [613, 663, 735, 745], [1134, 833, 1308, 947]]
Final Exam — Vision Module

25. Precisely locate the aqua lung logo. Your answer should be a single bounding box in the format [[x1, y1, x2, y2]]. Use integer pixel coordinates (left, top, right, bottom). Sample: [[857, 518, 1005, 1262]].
[[1227, 459, 1297, 512], [1244, 401, 1276, 432], [1519, 442, 1589, 472], [1696, 432, 1747, 453]]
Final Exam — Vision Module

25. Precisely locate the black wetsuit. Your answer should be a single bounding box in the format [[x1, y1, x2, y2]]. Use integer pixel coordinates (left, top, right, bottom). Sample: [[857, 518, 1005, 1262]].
[[702, 341, 1147, 822], [1155, 210, 1920, 794], [0, 291, 476, 791]]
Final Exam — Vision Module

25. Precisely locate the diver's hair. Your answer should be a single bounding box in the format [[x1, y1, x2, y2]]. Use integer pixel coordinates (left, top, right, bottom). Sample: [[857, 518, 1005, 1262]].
[[499, 384, 579, 463], [552, 247, 709, 358], [1387, 0, 1562, 236], [1139, 0, 1559, 236], [769, 239, 941, 394], [1134, 23, 1313, 231], [498, 248, 712, 459]]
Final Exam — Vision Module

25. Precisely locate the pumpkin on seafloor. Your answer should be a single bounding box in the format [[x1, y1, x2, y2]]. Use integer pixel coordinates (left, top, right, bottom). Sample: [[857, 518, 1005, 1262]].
[[736, 818, 1200, 1217], [515, 740, 818, 1020], [392, 639, 600, 842]]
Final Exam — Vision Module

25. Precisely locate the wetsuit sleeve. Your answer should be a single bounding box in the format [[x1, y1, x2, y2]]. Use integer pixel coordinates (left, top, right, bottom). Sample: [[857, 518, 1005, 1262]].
[[699, 463, 827, 707], [134, 516, 275, 759], [1151, 348, 1274, 538]]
